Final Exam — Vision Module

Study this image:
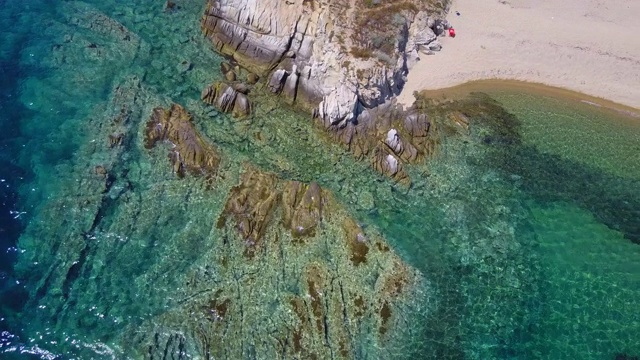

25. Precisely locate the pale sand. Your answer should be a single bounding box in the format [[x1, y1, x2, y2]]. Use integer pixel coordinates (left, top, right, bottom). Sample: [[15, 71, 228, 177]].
[[397, 0, 640, 110]]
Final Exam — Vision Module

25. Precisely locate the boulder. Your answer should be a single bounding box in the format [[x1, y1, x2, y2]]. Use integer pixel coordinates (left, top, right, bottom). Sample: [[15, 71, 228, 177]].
[[231, 82, 249, 94], [201, 81, 252, 117], [220, 62, 233, 74], [418, 46, 435, 55], [385, 129, 403, 154], [224, 70, 236, 81], [246, 72, 259, 84], [232, 93, 251, 118], [282, 67, 299, 102], [144, 104, 221, 178], [372, 146, 409, 184], [411, 12, 437, 45], [403, 113, 430, 138], [428, 40, 442, 51], [318, 84, 358, 128], [268, 69, 288, 94]]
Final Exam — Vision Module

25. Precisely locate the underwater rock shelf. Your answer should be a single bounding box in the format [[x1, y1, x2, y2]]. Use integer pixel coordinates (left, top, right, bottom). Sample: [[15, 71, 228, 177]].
[[138, 167, 423, 359], [134, 99, 426, 357]]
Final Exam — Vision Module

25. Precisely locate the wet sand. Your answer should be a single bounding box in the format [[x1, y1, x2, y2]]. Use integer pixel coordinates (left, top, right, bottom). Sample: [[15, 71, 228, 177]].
[[416, 79, 640, 121]]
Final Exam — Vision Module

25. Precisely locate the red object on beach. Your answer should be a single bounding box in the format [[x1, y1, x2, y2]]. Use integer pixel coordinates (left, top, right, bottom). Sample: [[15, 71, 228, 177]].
[[449, 28, 456, 37]]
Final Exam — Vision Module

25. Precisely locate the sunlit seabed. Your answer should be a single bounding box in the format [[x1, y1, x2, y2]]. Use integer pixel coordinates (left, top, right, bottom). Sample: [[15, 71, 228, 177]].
[[486, 89, 640, 180], [1, 0, 639, 359]]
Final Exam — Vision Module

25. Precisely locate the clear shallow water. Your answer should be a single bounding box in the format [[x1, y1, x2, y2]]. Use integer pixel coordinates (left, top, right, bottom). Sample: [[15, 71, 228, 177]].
[[485, 89, 640, 180], [0, 1, 639, 359]]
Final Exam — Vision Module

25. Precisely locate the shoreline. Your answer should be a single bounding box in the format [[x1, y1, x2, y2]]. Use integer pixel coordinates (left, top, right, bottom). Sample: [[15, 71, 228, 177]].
[[413, 79, 640, 120], [397, 0, 640, 110]]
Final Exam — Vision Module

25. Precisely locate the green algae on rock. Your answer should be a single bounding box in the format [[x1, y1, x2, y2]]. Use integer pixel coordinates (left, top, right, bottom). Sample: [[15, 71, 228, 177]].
[[216, 168, 280, 256]]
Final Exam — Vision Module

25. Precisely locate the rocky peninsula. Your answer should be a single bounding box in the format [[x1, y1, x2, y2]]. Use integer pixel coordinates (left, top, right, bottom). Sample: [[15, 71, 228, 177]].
[[199, 0, 453, 184], [201, 0, 450, 122]]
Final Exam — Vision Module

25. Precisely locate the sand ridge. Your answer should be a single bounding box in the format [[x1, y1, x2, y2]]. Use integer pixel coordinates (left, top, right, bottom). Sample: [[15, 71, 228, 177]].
[[397, 0, 640, 109]]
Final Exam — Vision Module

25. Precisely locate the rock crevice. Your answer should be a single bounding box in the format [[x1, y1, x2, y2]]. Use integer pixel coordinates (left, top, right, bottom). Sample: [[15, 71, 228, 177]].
[[201, 0, 448, 125]]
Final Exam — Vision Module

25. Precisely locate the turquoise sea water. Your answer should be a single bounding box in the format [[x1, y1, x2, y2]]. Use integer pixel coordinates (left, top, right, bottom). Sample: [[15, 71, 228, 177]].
[[1, 1, 639, 359]]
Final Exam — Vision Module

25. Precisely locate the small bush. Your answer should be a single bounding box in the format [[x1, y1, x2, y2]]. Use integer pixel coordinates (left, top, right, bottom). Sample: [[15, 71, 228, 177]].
[[363, 0, 382, 8], [351, 47, 374, 59], [371, 35, 386, 49]]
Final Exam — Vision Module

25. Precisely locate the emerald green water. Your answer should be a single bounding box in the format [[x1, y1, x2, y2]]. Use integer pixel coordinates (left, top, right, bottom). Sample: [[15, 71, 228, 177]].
[[488, 90, 640, 180], [0, 1, 638, 359]]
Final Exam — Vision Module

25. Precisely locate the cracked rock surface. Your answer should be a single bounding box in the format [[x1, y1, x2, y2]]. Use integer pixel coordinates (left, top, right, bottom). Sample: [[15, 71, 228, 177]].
[[201, 0, 448, 126]]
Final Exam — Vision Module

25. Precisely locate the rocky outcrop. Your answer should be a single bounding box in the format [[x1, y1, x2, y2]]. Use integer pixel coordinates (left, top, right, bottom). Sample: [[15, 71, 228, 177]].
[[133, 167, 426, 358], [144, 104, 221, 178], [372, 147, 409, 184], [201, 0, 448, 126], [406, 11, 450, 62], [201, 81, 252, 117], [325, 101, 437, 185]]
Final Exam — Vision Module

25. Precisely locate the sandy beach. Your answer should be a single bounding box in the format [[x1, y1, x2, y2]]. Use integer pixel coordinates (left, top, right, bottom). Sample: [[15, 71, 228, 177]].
[[397, 0, 640, 109]]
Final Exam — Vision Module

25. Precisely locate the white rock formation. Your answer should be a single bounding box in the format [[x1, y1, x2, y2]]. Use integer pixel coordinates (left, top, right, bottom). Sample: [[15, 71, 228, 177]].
[[202, 0, 446, 126]]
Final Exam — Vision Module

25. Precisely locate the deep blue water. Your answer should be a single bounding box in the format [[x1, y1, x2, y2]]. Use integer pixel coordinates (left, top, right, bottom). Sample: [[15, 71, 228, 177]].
[[0, 4, 32, 356], [0, 0, 33, 318]]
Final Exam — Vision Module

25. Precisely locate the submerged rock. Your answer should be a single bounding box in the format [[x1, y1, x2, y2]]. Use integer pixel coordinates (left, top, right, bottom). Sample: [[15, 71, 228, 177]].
[[216, 169, 279, 257], [217, 169, 326, 254], [133, 167, 425, 358], [144, 104, 221, 178], [224, 69, 236, 81], [287, 181, 323, 238], [220, 61, 233, 74], [246, 72, 259, 85], [176, 60, 192, 73], [372, 147, 410, 185]]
